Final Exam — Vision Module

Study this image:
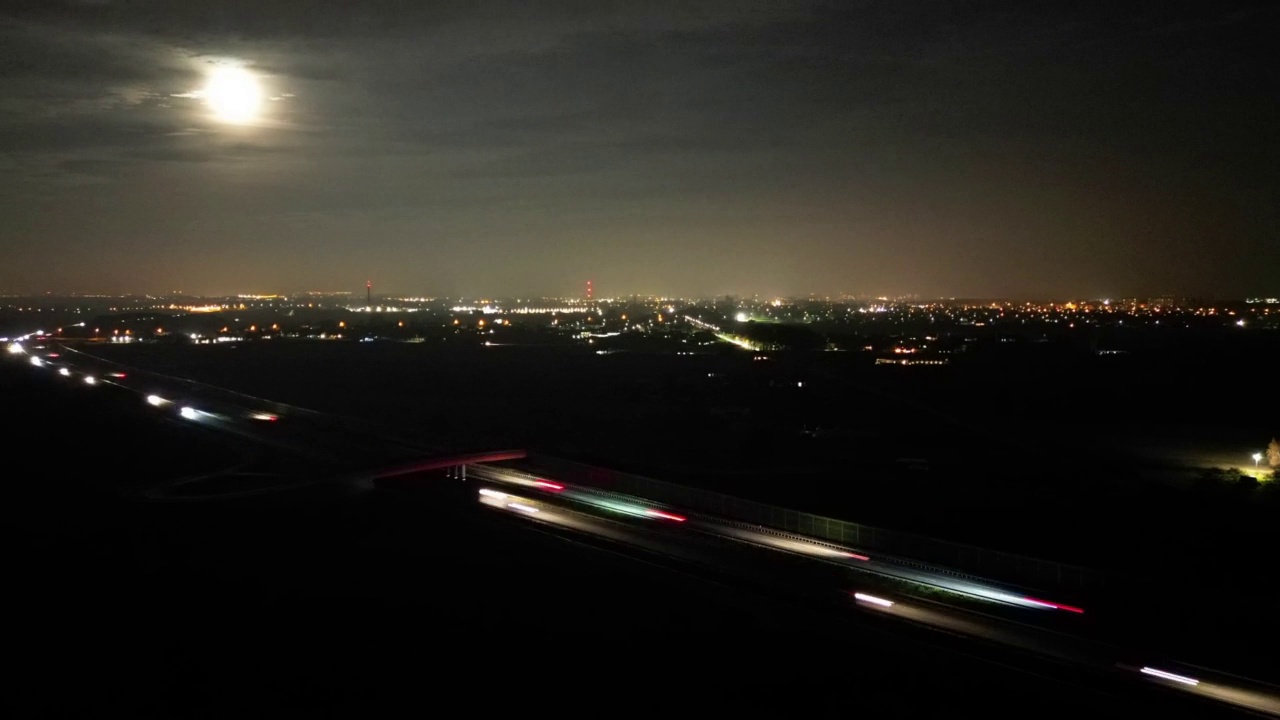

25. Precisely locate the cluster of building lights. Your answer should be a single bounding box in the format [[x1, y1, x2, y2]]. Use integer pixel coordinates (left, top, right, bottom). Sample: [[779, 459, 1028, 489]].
[[347, 306, 421, 313], [164, 303, 230, 313], [709, 298, 1278, 330], [450, 304, 597, 315], [875, 358, 949, 366]]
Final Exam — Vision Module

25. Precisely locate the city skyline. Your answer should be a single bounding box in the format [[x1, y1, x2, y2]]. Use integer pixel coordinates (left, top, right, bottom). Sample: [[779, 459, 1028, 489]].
[[2, 2, 1276, 298]]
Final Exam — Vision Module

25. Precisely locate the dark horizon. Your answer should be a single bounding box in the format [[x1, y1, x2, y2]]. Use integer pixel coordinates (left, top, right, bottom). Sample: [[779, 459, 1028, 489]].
[[2, 1, 1276, 299]]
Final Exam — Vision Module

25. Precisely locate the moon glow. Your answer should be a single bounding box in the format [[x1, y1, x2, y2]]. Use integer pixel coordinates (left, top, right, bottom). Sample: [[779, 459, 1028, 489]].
[[203, 65, 262, 124]]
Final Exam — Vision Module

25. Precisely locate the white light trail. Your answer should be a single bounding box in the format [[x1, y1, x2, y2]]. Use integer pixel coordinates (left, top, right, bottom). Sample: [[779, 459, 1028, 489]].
[[853, 593, 895, 608], [1140, 667, 1200, 686]]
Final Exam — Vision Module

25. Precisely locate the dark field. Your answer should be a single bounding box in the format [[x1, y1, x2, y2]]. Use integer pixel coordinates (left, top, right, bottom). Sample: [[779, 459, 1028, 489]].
[[4, 368, 1227, 717], [82, 332, 1278, 571]]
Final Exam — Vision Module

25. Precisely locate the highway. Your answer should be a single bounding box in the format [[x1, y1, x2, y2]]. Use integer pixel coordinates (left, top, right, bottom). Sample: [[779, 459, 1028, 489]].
[[470, 466, 1087, 617], [463, 463, 1280, 717], [16, 340, 444, 477], [7, 338, 473, 504]]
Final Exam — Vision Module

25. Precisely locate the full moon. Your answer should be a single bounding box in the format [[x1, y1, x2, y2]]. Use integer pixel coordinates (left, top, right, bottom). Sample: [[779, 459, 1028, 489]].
[[203, 66, 262, 124]]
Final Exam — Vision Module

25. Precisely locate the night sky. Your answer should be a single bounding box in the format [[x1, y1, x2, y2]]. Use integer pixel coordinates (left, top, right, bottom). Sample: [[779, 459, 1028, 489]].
[[1, 1, 1275, 299]]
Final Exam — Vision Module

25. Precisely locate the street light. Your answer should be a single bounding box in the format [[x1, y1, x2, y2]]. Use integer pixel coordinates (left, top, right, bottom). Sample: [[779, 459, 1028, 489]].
[[1254, 452, 1264, 468]]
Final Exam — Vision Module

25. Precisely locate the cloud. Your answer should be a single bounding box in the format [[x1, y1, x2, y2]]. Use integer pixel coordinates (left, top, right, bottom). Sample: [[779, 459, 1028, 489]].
[[0, 1, 1275, 296]]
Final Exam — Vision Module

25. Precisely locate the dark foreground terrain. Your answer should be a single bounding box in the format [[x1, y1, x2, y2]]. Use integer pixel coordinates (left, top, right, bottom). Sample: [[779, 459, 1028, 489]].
[[84, 338, 1280, 587], [0, 368, 1241, 717]]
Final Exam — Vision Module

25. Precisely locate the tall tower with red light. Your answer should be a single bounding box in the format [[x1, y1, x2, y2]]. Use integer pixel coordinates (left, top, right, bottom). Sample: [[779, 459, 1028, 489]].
[[366, 280, 372, 307], [586, 280, 593, 302]]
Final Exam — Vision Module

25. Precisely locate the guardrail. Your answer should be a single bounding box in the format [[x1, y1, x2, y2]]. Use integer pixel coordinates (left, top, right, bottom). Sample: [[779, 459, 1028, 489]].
[[521, 453, 1105, 595]]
